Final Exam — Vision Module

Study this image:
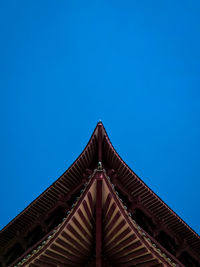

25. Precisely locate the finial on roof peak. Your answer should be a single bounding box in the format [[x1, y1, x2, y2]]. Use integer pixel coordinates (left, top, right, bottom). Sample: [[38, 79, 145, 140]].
[[98, 161, 102, 170], [98, 120, 103, 126]]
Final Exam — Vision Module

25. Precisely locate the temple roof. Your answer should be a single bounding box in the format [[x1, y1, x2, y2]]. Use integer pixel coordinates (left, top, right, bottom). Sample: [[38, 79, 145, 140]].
[[0, 122, 200, 266], [10, 170, 184, 267]]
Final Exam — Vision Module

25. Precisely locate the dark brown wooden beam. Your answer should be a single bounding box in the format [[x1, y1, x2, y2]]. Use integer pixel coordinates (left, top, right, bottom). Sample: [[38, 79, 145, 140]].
[[50, 243, 84, 263], [107, 239, 141, 257], [34, 258, 56, 267], [67, 224, 90, 248], [78, 208, 92, 232], [83, 200, 94, 222], [113, 250, 148, 264], [132, 259, 160, 267], [150, 264, 164, 267], [104, 211, 120, 235], [29, 264, 40, 267], [104, 220, 126, 244], [96, 174, 103, 267], [61, 231, 89, 256], [56, 237, 87, 258], [72, 217, 92, 242], [117, 254, 154, 266], [88, 191, 95, 214], [111, 247, 147, 261], [103, 193, 112, 216], [44, 251, 78, 266], [104, 228, 132, 252], [39, 254, 72, 266], [104, 202, 117, 227]]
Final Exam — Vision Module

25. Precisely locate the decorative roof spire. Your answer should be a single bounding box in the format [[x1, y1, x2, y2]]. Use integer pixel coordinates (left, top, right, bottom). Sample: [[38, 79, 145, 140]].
[[98, 122, 102, 165], [98, 161, 102, 170]]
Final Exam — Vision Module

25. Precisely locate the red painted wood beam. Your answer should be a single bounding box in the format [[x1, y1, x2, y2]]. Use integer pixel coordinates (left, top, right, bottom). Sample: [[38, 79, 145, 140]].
[[103, 194, 112, 217], [104, 202, 116, 226], [72, 217, 92, 242], [77, 208, 93, 232], [83, 200, 93, 222], [88, 191, 95, 214], [96, 172, 103, 267]]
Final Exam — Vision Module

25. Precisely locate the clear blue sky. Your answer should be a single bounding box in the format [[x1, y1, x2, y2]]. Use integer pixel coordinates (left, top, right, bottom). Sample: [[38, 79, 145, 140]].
[[0, 1, 200, 235]]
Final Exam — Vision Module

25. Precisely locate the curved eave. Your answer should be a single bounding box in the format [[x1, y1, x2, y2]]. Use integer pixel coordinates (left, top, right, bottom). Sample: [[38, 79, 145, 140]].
[[10, 169, 98, 267], [0, 123, 99, 248], [101, 123, 200, 257], [1, 122, 200, 262], [102, 171, 183, 267], [12, 170, 183, 267]]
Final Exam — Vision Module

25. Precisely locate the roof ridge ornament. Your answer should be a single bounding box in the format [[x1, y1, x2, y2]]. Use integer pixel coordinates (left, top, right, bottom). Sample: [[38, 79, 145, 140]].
[[98, 161, 102, 170], [98, 122, 102, 163]]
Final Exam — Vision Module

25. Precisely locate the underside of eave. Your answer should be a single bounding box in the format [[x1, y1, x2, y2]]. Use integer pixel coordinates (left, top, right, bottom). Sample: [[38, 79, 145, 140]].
[[11, 170, 182, 267], [9, 169, 98, 267], [102, 171, 183, 267]]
